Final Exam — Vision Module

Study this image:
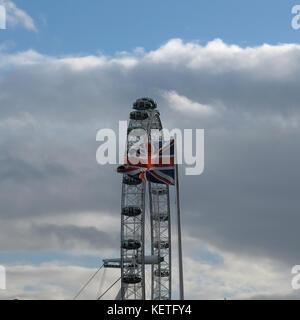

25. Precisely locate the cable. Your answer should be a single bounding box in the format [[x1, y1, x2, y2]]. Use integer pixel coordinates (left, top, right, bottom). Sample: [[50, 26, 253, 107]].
[[97, 277, 121, 300], [96, 267, 107, 298], [73, 264, 104, 300]]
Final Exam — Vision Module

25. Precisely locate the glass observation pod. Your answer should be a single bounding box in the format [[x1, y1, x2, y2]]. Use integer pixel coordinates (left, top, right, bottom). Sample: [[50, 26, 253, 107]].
[[152, 213, 169, 221], [154, 269, 170, 278], [122, 239, 142, 250], [122, 274, 142, 284], [126, 263, 139, 269], [122, 175, 142, 185], [151, 188, 168, 196], [154, 240, 169, 249], [122, 206, 142, 217], [133, 98, 157, 110], [130, 111, 149, 121]]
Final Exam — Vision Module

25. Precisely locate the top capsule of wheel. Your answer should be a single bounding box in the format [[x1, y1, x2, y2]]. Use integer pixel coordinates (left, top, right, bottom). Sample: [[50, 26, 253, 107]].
[[133, 97, 157, 110]]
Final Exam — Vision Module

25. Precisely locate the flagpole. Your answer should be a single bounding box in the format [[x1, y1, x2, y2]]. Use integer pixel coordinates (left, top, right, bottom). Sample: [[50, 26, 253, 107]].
[[175, 134, 184, 300]]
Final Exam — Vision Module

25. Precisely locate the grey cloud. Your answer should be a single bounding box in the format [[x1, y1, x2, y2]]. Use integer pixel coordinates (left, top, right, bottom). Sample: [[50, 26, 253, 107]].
[[34, 223, 118, 251], [0, 156, 71, 183], [182, 123, 300, 266], [249, 291, 300, 300], [0, 220, 119, 253]]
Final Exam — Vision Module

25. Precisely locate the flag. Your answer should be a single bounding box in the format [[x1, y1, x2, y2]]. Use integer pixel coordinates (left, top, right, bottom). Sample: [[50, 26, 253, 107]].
[[117, 139, 175, 185]]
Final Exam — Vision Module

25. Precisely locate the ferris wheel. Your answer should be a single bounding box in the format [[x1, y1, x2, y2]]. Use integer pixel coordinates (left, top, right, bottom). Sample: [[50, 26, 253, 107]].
[[73, 98, 184, 301], [102, 98, 183, 300]]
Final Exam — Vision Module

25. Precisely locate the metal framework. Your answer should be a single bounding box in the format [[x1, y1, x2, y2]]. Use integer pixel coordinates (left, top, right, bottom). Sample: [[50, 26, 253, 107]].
[[149, 182, 171, 300], [110, 98, 172, 300]]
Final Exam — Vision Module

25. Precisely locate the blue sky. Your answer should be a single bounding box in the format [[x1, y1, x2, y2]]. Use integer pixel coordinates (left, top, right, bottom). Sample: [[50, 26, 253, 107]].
[[1, 0, 300, 55]]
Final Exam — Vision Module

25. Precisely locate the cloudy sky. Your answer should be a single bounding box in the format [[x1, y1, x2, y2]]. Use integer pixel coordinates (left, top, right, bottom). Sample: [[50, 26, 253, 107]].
[[0, 0, 300, 300]]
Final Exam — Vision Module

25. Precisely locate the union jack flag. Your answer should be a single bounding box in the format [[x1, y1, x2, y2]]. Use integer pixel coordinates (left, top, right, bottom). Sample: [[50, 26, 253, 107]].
[[117, 139, 175, 185]]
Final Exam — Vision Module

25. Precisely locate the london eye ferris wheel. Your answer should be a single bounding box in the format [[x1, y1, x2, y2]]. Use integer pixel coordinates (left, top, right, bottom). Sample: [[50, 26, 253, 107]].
[[102, 98, 183, 301]]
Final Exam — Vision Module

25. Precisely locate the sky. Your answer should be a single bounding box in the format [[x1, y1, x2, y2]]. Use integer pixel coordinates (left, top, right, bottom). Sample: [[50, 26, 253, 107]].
[[0, 0, 300, 300], [1, 0, 300, 55]]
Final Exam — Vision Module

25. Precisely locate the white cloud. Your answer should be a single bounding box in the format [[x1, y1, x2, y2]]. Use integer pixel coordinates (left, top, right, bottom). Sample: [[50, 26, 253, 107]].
[[0, 38, 299, 79], [183, 250, 293, 300], [162, 90, 217, 116], [0, 0, 37, 31]]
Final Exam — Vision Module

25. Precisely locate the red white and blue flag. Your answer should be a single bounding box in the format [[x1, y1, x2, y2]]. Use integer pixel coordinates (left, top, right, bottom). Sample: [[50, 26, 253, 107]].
[[118, 139, 175, 185]]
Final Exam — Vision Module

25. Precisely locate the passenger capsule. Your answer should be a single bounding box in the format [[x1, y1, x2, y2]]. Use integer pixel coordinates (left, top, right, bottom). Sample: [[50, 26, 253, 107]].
[[126, 263, 138, 268], [123, 175, 142, 185], [122, 206, 142, 217], [133, 97, 157, 110], [122, 239, 141, 250], [151, 188, 168, 195], [154, 241, 169, 249], [122, 274, 142, 284], [130, 111, 149, 121], [152, 213, 169, 221], [154, 269, 170, 278]]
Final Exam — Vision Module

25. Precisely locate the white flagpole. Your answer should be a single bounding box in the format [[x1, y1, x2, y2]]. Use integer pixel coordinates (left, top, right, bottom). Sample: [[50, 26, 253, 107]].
[[175, 134, 184, 300]]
